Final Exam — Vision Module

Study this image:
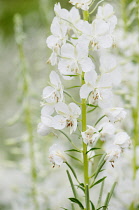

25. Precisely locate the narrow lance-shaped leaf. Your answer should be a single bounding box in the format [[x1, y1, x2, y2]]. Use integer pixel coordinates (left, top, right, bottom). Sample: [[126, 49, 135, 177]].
[[65, 162, 80, 184], [69, 198, 84, 209], [90, 176, 107, 189], [103, 182, 117, 210], [66, 170, 77, 198], [90, 201, 95, 210]]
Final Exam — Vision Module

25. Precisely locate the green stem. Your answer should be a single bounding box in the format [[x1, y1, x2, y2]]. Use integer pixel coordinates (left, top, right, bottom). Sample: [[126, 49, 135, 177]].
[[82, 11, 90, 210]]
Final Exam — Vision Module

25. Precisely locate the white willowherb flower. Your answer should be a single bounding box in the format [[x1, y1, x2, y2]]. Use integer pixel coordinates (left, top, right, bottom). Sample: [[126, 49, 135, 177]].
[[81, 125, 100, 145], [38, 105, 54, 136], [98, 121, 116, 141], [58, 41, 95, 79], [42, 71, 64, 105], [37, 122, 52, 136], [96, 4, 117, 33], [49, 144, 66, 167], [69, 0, 92, 11], [105, 145, 122, 167], [114, 132, 131, 149], [80, 69, 113, 109], [52, 102, 81, 134], [77, 18, 114, 50], [54, 3, 81, 29], [46, 17, 68, 65], [105, 107, 127, 123]]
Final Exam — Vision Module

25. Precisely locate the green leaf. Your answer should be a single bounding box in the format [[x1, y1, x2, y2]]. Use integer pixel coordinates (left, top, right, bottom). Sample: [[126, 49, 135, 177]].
[[65, 162, 80, 184], [86, 147, 100, 154], [65, 149, 81, 153], [97, 180, 105, 208], [66, 170, 77, 198], [60, 208, 69, 210], [87, 104, 98, 108], [103, 182, 117, 210], [90, 201, 95, 210], [66, 85, 81, 89], [67, 154, 82, 163], [97, 206, 107, 210], [69, 198, 84, 209], [90, 177, 107, 189], [76, 184, 85, 193]]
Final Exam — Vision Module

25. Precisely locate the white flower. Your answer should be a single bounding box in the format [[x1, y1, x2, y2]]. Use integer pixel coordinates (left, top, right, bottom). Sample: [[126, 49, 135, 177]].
[[54, 3, 80, 28], [114, 132, 131, 149], [58, 41, 95, 79], [98, 122, 116, 141], [105, 107, 127, 123], [105, 145, 121, 167], [78, 19, 113, 49], [49, 144, 66, 167], [53, 102, 81, 134], [99, 54, 117, 73], [96, 4, 117, 32], [81, 125, 100, 145], [46, 17, 68, 65], [42, 71, 63, 105], [80, 70, 113, 108], [38, 105, 54, 136], [69, 0, 92, 11], [37, 122, 52, 136]]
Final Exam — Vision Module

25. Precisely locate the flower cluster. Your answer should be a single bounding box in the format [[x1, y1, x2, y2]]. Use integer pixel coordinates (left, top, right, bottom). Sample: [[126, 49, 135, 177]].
[[38, 2, 130, 170]]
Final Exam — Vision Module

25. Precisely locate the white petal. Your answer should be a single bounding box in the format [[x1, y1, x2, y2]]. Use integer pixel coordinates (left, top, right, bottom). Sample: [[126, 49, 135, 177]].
[[43, 86, 55, 99], [52, 115, 66, 129], [37, 122, 52, 136], [61, 43, 74, 58], [98, 35, 113, 49], [84, 69, 97, 86], [50, 71, 61, 87], [41, 105, 54, 116], [55, 102, 69, 116], [80, 84, 92, 99], [80, 57, 95, 72], [69, 103, 81, 117]]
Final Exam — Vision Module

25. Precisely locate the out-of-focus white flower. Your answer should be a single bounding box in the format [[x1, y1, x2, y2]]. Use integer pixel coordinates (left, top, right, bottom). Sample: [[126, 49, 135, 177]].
[[96, 4, 117, 32], [42, 71, 63, 105], [114, 132, 131, 149], [80, 70, 113, 108], [69, 0, 92, 11], [46, 17, 68, 65], [81, 125, 100, 145], [54, 3, 80, 28], [49, 144, 66, 167], [105, 145, 121, 167], [52, 102, 81, 134], [99, 54, 117, 73], [105, 107, 127, 123], [98, 122, 116, 141], [58, 41, 94, 79]]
